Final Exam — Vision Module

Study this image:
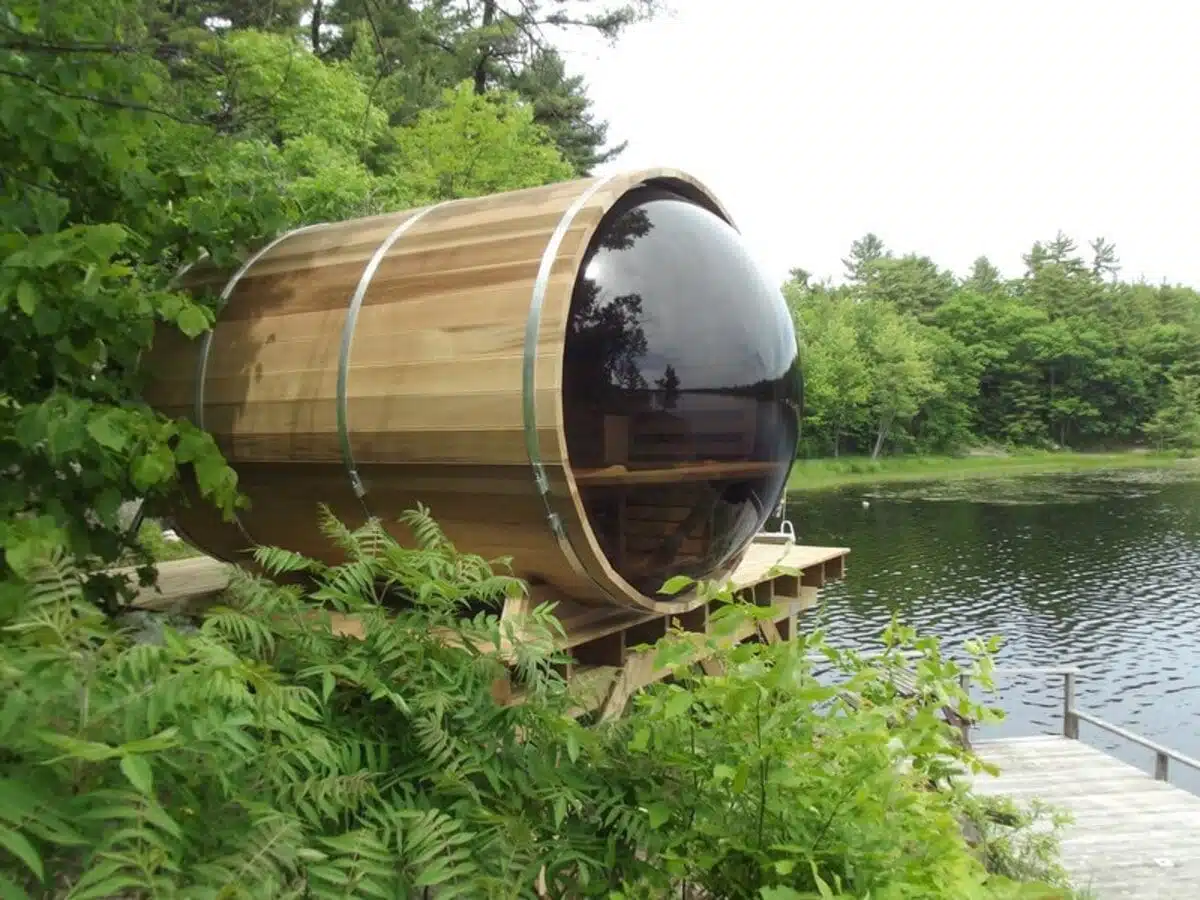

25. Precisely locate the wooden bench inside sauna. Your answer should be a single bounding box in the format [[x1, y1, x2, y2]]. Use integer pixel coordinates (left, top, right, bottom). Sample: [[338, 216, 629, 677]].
[[140, 168, 848, 659]]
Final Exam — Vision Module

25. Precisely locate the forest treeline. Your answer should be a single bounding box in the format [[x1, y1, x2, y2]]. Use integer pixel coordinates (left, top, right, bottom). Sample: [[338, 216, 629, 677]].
[[786, 234, 1200, 458]]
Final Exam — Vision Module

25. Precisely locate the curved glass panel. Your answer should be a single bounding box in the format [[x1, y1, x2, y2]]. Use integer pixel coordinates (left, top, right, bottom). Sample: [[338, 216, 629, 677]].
[[562, 185, 802, 598]]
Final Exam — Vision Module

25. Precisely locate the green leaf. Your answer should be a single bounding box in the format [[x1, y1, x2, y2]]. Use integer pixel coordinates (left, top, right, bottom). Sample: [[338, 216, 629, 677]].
[[15, 281, 36, 315], [31, 303, 61, 335], [663, 690, 692, 719], [175, 305, 210, 338], [658, 574, 694, 596], [119, 728, 180, 753], [629, 727, 650, 752], [0, 825, 43, 880], [565, 730, 580, 764], [131, 445, 176, 490], [0, 870, 30, 900], [69, 875, 145, 900], [645, 801, 670, 829], [80, 223, 127, 260], [87, 414, 128, 452], [35, 732, 120, 762], [119, 755, 154, 796]]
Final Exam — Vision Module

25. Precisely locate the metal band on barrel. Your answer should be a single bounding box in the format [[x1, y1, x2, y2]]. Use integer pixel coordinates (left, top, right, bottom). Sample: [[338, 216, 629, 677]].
[[522, 172, 624, 591], [192, 223, 326, 546], [336, 203, 448, 511]]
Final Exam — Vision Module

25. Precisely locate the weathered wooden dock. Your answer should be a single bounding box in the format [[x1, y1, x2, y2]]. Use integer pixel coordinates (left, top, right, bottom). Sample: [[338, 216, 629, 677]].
[[966, 669, 1200, 899]]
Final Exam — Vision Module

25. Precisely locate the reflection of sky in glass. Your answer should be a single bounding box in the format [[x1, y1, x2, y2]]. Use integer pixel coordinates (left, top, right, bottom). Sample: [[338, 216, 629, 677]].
[[587, 200, 796, 391]]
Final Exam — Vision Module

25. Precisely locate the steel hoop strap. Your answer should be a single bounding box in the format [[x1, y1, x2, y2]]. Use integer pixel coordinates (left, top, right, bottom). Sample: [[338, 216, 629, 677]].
[[335, 202, 450, 513], [521, 172, 625, 594]]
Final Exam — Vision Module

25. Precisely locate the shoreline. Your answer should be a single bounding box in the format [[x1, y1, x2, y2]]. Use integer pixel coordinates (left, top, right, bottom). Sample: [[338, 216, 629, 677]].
[[786, 450, 1195, 493]]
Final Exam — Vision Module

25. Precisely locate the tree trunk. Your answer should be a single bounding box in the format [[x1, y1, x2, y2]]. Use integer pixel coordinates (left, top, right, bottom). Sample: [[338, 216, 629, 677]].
[[473, 0, 497, 94], [871, 410, 894, 460], [310, 1, 323, 55]]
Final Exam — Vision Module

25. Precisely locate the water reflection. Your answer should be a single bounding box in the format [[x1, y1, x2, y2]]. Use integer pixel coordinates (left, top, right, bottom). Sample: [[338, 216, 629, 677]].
[[562, 185, 802, 597], [793, 468, 1200, 793]]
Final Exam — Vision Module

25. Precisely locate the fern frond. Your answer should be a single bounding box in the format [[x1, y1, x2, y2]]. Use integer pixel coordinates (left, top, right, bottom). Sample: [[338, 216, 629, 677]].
[[349, 516, 394, 562], [384, 807, 478, 898], [315, 503, 361, 555], [252, 544, 323, 578], [201, 607, 276, 658], [398, 503, 451, 552], [309, 560, 380, 611]]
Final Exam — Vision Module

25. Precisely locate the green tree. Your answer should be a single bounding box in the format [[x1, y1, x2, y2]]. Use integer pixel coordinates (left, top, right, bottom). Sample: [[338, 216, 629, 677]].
[[1144, 372, 1200, 451], [319, 0, 656, 173], [1, 0, 243, 589], [865, 253, 956, 322], [859, 301, 943, 458], [965, 256, 1004, 294], [786, 284, 871, 456], [505, 48, 623, 174], [842, 231, 889, 283], [387, 81, 575, 203]]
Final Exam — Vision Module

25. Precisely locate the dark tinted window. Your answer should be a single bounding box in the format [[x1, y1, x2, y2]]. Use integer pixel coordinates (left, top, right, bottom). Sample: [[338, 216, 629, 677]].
[[562, 185, 802, 598]]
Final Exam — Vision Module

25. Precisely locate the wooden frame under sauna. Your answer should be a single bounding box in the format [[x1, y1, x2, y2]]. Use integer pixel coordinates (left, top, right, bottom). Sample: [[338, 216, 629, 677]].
[[121, 540, 850, 720], [500, 542, 849, 719]]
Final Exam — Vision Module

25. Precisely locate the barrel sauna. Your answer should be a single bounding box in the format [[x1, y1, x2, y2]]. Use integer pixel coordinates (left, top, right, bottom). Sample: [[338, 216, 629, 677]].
[[142, 169, 803, 613]]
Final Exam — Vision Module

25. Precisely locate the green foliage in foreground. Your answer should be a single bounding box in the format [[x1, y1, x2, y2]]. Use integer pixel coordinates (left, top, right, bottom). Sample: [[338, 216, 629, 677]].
[[1, 507, 1079, 898]]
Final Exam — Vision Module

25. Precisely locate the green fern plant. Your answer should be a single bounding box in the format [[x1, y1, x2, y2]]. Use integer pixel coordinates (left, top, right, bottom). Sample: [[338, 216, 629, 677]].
[[1, 506, 1080, 899]]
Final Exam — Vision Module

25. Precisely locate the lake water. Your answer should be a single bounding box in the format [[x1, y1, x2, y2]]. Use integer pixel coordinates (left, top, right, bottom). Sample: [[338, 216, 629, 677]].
[[789, 465, 1200, 793]]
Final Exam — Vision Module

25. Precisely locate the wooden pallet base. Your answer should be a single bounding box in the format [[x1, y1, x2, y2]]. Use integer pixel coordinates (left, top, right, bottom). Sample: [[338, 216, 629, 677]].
[[528, 590, 821, 720], [495, 542, 848, 718], [116, 541, 849, 719]]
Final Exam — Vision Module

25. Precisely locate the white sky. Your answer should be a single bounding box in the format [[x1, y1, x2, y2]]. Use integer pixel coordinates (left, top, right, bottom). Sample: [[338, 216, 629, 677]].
[[559, 1, 1200, 288]]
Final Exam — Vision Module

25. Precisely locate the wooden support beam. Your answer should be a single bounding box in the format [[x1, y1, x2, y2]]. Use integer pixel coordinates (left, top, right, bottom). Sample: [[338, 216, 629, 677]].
[[120, 556, 233, 611]]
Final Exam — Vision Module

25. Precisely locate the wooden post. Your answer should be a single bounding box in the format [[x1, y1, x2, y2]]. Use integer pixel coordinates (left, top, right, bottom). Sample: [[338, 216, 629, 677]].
[[1062, 672, 1078, 739], [1155, 751, 1170, 782]]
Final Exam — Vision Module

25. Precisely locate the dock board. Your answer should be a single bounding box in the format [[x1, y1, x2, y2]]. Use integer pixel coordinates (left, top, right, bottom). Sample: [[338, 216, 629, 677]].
[[971, 735, 1200, 899]]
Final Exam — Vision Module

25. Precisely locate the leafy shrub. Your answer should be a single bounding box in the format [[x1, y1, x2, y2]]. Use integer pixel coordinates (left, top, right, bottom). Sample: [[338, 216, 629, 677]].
[[960, 795, 1075, 891], [1, 507, 1076, 898]]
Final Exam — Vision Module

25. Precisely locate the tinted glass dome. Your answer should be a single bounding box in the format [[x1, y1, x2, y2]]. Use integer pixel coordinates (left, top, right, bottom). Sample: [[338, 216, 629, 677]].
[[562, 184, 802, 598]]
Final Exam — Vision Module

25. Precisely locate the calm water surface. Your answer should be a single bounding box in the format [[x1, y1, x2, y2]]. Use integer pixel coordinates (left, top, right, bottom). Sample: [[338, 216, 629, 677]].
[[789, 466, 1200, 792]]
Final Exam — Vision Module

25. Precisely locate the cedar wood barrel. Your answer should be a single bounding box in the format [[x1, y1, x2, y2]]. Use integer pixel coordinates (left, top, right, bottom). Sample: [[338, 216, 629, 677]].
[[141, 168, 803, 612]]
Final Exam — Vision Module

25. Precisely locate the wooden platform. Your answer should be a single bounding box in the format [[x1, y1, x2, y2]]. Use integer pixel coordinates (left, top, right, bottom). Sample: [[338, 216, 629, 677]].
[[970, 736, 1200, 899], [120, 540, 849, 718]]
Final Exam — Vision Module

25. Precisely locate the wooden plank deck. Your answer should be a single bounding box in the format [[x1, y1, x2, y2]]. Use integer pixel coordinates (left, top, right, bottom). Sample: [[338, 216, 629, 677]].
[[971, 735, 1200, 899]]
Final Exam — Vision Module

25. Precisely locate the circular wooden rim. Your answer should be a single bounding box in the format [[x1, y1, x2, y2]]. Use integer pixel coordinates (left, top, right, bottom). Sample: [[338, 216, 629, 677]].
[[539, 168, 751, 614]]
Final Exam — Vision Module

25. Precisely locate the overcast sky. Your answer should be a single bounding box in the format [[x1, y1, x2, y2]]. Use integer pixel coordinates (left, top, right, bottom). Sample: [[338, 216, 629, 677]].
[[558, 1, 1199, 288]]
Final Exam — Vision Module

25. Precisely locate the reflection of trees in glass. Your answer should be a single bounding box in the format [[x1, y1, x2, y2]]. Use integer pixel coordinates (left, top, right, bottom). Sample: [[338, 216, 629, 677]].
[[655, 365, 680, 409], [596, 206, 651, 252], [564, 205, 656, 406], [565, 280, 649, 397], [561, 190, 803, 598]]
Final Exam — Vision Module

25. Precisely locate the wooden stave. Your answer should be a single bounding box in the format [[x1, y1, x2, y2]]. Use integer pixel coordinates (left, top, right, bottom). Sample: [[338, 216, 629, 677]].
[[142, 170, 751, 613]]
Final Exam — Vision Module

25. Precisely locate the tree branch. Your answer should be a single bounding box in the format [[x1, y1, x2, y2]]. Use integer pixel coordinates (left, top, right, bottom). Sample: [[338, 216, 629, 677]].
[[0, 67, 209, 126]]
